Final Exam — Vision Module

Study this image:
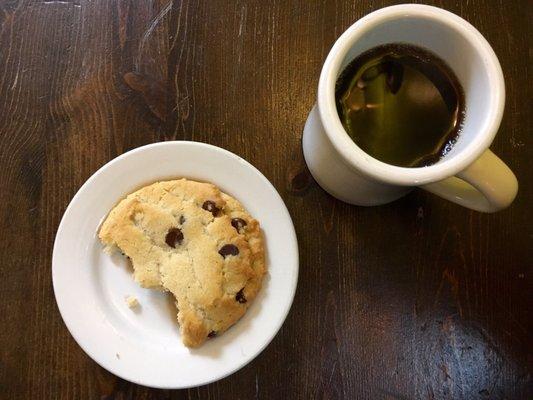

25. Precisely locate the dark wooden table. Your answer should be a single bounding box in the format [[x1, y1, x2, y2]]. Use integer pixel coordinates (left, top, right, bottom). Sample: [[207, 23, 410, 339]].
[[0, 1, 530, 399]]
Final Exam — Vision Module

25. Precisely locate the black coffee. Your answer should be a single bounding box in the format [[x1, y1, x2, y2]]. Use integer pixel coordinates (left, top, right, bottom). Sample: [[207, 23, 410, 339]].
[[335, 43, 465, 167]]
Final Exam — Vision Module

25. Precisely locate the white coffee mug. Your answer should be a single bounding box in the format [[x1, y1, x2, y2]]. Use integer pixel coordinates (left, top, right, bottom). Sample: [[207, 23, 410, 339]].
[[302, 4, 518, 212]]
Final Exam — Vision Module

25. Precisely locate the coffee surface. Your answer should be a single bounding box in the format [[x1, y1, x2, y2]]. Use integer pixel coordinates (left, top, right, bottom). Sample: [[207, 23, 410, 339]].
[[336, 43, 465, 167]]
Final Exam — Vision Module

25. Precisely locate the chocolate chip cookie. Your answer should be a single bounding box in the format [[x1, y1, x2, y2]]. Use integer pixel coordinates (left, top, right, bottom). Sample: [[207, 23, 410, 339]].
[[98, 179, 265, 347]]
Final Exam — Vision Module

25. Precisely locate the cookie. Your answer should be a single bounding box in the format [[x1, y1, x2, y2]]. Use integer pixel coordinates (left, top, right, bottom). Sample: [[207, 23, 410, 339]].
[[98, 179, 265, 347]]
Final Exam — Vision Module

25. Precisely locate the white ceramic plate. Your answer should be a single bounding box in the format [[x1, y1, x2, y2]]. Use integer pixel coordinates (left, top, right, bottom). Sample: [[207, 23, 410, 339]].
[[52, 141, 298, 388]]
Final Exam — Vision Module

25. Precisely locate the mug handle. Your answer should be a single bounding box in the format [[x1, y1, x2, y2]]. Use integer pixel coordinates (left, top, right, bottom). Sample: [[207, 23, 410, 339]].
[[421, 150, 518, 212]]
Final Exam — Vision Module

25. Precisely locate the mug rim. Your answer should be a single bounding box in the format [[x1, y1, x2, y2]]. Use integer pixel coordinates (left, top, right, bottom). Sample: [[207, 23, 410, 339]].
[[317, 4, 505, 186]]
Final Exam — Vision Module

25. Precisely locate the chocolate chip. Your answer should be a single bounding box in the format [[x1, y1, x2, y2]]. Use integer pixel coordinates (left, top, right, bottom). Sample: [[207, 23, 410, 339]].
[[218, 244, 239, 258], [165, 227, 183, 248], [179, 215, 185, 224], [202, 200, 220, 216], [207, 331, 217, 338], [235, 288, 247, 303], [231, 218, 247, 232]]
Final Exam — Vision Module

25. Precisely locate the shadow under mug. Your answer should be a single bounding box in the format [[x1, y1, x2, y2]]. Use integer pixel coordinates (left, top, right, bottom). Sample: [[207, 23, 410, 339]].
[[302, 4, 518, 212]]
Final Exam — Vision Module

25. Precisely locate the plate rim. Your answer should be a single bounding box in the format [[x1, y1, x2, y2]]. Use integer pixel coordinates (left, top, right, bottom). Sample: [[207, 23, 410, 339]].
[[52, 141, 299, 388]]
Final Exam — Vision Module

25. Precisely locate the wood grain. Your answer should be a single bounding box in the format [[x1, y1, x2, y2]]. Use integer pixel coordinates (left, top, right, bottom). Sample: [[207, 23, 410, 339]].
[[0, 0, 530, 399]]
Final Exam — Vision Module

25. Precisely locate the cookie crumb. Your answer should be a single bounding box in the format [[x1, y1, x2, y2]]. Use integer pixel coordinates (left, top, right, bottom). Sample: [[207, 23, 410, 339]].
[[125, 295, 139, 309]]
